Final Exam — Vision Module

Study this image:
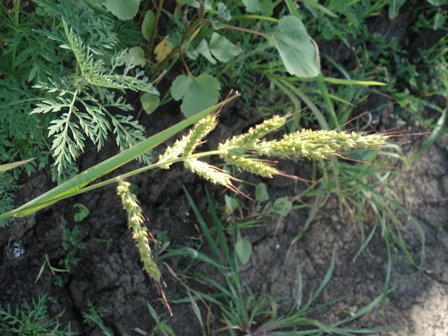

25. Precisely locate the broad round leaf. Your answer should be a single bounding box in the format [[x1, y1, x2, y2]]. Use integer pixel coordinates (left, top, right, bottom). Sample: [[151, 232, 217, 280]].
[[171, 74, 221, 117], [103, 0, 140, 20], [273, 197, 292, 216], [272, 16, 320, 78]]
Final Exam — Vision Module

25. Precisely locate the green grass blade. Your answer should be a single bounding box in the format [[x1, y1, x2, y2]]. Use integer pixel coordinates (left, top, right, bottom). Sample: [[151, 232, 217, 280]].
[[291, 183, 324, 244], [0, 159, 35, 173], [278, 78, 330, 129], [409, 108, 447, 165], [352, 225, 377, 262], [299, 252, 336, 313], [187, 289, 204, 329], [316, 73, 338, 128], [284, 0, 301, 18], [183, 187, 222, 263], [158, 247, 224, 271], [205, 187, 233, 264], [323, 77, 386, 86]]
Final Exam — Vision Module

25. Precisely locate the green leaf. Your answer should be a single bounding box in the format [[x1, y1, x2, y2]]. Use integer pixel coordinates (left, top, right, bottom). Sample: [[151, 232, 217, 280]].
[[209, 33, 242, 63], [73, 203, 90, 222], [273, 197, 292, 216], [388, 0, 407, 20], [225, 195, 239, 214], [426, 0, 447, 5], [187, 289, 204, 328], [0, 159, 34, 173], [271, 16, 320, 78], [433, 12, 445, 30], [235, 238, 252, 265], [127, 47, 146, 67], [142, 10, 156, 41], [140, 93, 160, 115], [103, 0, 140, 20], [255, 183, 269, 202], [302, 0, 338, 18], [242, 0, 275, 16], [216, 2, 232, 21], [171, 74, 221, 117], [217, 2, 231, 21], [196, 39, 217, 64]]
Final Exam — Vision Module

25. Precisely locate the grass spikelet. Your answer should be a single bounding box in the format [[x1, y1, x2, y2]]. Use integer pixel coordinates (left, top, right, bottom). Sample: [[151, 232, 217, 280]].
[[221, 154, 279, 178], [221, 115, 286, 149], [158, 114, 217, 168], [182, 113, 218, 156], [116, 179, 161, 282], [265, 129, 388, 160], [184, 159, 236, 188]]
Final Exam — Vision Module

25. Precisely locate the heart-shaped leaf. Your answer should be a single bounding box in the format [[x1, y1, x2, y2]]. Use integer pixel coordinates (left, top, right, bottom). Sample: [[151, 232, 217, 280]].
[[103, 0, 140, 20], [271, 16, 320, 78], [171, 74, 221, 117]]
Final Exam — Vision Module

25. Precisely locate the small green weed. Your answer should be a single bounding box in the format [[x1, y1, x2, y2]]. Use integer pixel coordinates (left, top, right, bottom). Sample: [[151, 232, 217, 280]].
[[0, 295, 73, 336], [60, 225, 86, 271], [82, 301, 113, 336], [147, 303, 175, 336]]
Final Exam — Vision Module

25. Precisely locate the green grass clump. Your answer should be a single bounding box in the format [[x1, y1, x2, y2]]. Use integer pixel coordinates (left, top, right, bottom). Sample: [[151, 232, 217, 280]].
[[158, 188, 389, 335]]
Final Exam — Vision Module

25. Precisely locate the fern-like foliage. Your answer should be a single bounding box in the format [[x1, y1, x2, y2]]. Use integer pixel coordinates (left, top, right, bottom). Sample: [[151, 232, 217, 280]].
[[31, 19, 158, 178], [0, 173, 18, 227]]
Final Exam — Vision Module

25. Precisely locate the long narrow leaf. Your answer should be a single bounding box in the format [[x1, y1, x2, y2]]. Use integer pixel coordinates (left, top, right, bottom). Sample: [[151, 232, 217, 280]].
[[183, 187, 222, 263], [0, 97, 236, 219], [324, 77, 386, 86]]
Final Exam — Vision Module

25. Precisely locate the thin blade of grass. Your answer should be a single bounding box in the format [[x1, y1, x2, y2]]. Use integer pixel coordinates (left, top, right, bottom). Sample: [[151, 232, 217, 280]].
[[183, 187, 222, 263], [187, 289, 204, 329], [205, 187, 233, 264], [352, 225, 377, 263], [316, 73, 338, 128], [299, 251, 336, 313], [291, 183, 324, 244], [277, 78, 330, 129], [0, 158, 35, 173], [158, 247, 224, 271], [324, 77, 386, 86], [409, 108, 447, 165]]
